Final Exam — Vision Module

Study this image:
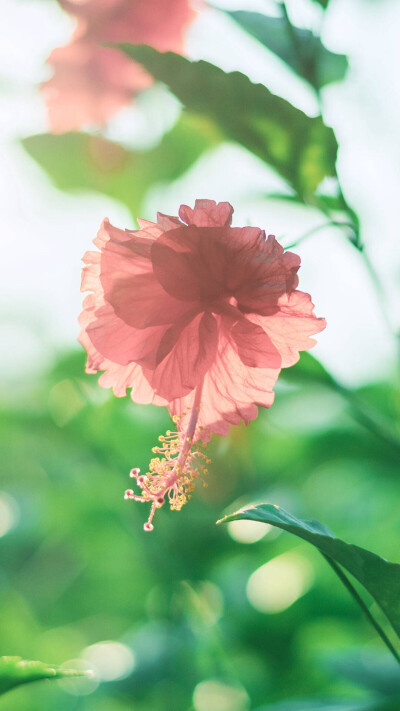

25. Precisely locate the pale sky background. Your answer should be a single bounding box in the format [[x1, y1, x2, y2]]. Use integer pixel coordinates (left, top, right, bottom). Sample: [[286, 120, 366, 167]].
[[0, 0, 399, 391]]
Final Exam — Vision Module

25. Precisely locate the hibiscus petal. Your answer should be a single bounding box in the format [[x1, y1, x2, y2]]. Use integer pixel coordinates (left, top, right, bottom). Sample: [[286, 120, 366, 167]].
[[251, 291, 327, 367], [98, 362, 167, 405], [94, 217, 131, 250], [150, 226, 205, 302], [79, 291, 166, 405], [154, 307, 202, 366], [95, 217, 153, 264], [143, 312, 218, 400], [156, 213, 182, 231], [234, 235, 301, 313], [169, 327, 278, 440], [100, 223, 194, 328], [179, 199, 234, 227], [86, 301, 167, 368], [106, 271, 193, 328], [231, 318, 282, 369], [151, 225, 265, 303]]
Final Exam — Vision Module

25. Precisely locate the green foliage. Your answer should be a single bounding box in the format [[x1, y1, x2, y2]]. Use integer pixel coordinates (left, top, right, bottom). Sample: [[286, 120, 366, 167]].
[[0, 657, 84, 696], [22, 113, 218, 217], [227, 11, 347, 89], [281, 354, 400, 457], [1, 348, 400, 709], [219, 504, 400, 647], [119, 45, 338, 201]]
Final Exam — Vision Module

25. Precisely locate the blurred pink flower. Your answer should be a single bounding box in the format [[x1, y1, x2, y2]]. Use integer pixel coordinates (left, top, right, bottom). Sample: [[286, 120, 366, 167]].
[[80, 199, 326, 529], [42, 0, 196, 132]]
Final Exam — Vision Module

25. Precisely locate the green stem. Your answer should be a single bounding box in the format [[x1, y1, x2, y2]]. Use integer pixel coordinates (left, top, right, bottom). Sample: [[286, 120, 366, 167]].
[[322, 554, 400, 665]]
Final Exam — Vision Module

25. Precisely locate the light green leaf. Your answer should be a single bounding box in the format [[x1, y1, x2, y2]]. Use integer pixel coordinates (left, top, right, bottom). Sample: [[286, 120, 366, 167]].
[[119, 45, 338, 201], [0, 656, 86, 696], [22, 113, 218, 217], [218, 504, 400, 649], [227, 12, 347, 89]]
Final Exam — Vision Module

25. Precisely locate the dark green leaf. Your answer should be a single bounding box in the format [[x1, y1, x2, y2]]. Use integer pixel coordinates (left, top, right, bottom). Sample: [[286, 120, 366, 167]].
[[219, 504, 400, 643], [119, 45, 338, 201], [22, 113, 218, 217], [0, 656, 85, 696], [227, 12, 347, 89]]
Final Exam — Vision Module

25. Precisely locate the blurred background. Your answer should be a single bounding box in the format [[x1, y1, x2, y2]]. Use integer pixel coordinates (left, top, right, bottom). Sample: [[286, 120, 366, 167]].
[[0, 0, 400, 708]]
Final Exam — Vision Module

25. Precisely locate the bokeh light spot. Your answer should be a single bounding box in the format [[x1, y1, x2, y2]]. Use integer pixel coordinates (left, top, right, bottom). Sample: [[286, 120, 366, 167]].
[[227, 519, 271, 543], [0, 492, 20, 537], [193, 679, 250, 711], [81, 641, 135, 682], [246, 552, 314, 613], [57, 659, 98, 696], [48, 379, 85, 427]]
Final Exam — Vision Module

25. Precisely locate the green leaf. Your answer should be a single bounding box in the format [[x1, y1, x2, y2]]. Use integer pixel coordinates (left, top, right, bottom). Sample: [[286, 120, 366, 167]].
[[227, 12, 347, 89], [22, 112, 218, 217], [0, 656, 85, 696], [218, 504, 400, 650], [119, 45, 338, 201]]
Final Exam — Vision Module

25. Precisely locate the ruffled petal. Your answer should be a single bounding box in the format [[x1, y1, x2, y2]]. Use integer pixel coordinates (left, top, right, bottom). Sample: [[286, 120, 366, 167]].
[[234, 235, 301, 314], [86, 301, 167, 368], [251, 291, 327, 367], [231, 318, 282, 369], [94, 217, 153, 263], [79, 296, 166, 405], [105, 271, 193, 329], [151, 225, 265, 303], [143, 312, 218, 400], [156, 213, 182, 231], [98, 363, 167, 405], [179, 199, 234, 227], [169, 326, 278, 440], [154, 307, 202, 366], [100, 222, 195, 328]]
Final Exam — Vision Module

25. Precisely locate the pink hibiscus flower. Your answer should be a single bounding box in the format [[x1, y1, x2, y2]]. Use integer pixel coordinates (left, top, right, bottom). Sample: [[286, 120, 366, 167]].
[[79, 199, 326, 530], [42, 0, 196, 133]]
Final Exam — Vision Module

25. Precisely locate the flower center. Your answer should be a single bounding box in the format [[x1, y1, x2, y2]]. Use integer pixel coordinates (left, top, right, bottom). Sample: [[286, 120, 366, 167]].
[[124, 382, 210, 531]]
